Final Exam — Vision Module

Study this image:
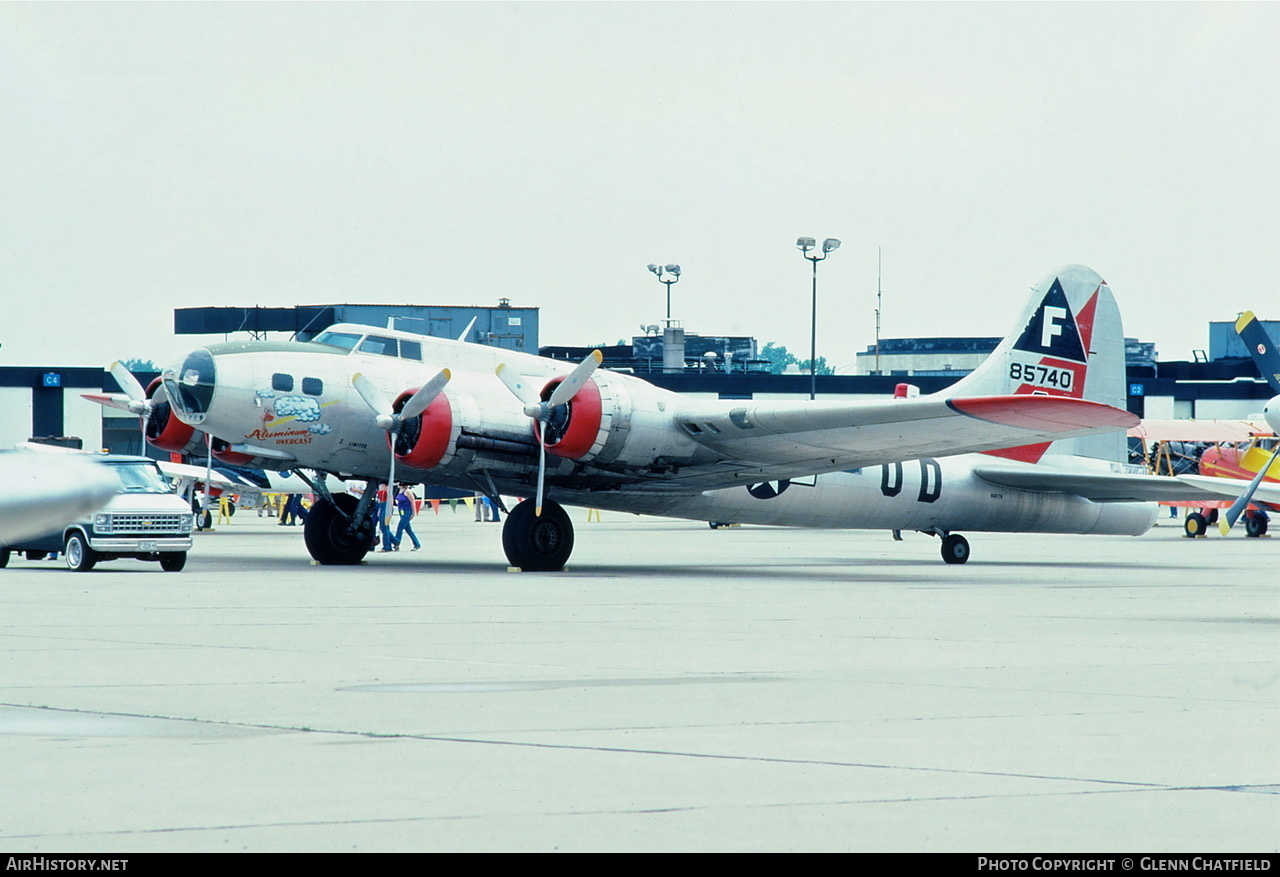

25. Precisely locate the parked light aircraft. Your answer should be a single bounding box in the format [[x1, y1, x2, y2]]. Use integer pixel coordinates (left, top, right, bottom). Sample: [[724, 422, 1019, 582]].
[[1180, 310, 1280, 535], [95, 264, 1206, 569]]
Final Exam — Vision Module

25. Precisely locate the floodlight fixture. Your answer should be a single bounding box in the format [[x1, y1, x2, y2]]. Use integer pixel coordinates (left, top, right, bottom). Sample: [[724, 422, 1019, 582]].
[[796, 234, 842, 400], [648, 262, 682, 322]]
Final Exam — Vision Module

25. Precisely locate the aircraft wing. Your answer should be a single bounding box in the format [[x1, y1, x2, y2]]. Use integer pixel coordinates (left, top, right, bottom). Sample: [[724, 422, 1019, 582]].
[[1177, 474, 1280, 506], [675, 394, 1137, 478], [158, 461, 269, 493], [1128, 419, 1274, 442], [970, 463, 1238, 503], [0, 451, 119, 544]]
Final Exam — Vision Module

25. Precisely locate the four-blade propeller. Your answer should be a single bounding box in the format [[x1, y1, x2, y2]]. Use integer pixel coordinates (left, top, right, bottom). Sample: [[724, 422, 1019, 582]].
[[496, 350, 602, 516]]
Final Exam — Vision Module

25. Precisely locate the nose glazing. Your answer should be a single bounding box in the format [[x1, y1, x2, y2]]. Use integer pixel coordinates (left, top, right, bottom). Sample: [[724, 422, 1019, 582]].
[[163, 348, 217, 424]]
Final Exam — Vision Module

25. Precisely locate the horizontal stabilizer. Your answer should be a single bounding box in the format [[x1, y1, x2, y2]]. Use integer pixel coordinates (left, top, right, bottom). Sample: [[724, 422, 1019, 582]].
[[972, 464, 1241, 504]]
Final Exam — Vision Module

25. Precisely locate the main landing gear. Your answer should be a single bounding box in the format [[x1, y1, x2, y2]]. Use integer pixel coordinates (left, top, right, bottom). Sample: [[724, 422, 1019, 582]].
[[502, 499, 574, 571], [304, 492, 374, 565]]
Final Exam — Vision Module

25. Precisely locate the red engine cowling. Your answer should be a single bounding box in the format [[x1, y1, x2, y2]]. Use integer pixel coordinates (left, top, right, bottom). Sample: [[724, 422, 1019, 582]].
[[144, 378, 199, 453], [390, 388, 455, 469], [210, 437, 254, 466], [535, 377, 603, 460]]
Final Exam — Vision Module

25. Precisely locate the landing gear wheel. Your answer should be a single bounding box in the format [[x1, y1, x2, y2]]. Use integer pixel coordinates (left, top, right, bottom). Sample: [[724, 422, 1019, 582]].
[[1184, 512, 1208, 538], [64, 532, 97, 572], [503, 499, 574, 571], [1244, 515, 1268, 538], [941, 533, 970, 565], [304, 493, 374, 565]]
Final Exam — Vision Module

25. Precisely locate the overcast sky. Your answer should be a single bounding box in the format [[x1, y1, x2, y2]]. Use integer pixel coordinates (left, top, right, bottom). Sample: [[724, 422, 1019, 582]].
[[1, 2, 1276, 372]]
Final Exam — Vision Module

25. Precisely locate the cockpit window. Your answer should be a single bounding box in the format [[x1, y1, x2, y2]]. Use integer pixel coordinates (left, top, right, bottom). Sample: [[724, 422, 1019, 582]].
[[313, 331, 362, 352], [358, 335, 399, 357], [400, 340, 422, 361]]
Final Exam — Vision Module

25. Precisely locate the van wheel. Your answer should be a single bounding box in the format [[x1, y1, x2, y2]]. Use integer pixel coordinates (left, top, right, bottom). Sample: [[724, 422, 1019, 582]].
[[64, 533, 97, 572], [0, 549, 9, 569], [159, 552, 187, 572]]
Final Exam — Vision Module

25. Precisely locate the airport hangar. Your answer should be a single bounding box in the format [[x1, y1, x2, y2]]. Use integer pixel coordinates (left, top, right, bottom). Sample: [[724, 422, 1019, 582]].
[[1, 301, 1275, 455]]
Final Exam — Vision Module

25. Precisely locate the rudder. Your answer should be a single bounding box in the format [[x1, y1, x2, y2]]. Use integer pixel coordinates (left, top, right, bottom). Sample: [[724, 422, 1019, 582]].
[[943, 265, 1128, 463]]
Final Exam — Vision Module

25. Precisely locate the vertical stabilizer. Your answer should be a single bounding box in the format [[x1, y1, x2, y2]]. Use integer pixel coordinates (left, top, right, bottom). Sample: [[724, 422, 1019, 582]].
[[942, 265, 1127, 464]]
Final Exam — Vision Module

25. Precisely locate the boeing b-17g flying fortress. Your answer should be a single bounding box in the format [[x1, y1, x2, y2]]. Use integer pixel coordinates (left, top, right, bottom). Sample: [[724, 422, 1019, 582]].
[[88, 265, 1274, 570]]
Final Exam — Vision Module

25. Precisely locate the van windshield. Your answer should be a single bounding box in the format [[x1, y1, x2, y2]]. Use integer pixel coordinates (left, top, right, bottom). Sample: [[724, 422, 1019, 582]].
[[106, 462, 173, 494]]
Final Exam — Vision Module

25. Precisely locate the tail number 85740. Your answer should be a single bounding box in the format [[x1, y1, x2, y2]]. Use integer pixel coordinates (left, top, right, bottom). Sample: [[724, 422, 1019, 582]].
[[1009, 361, 1074, 391]]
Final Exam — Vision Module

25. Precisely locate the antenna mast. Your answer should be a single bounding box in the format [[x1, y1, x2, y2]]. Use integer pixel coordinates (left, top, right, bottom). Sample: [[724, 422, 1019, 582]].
[[875, 246, 882, 374]]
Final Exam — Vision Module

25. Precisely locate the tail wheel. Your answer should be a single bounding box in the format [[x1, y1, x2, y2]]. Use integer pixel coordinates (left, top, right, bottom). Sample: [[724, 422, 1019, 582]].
[[941, 533, 970, 565], [1184, 513, 1208, 538], [502, 499, 574, 571]]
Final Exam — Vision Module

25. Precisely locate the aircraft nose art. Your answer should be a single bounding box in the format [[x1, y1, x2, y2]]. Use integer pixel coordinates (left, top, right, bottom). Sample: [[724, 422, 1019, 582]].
[[162, 348, 217, 426]]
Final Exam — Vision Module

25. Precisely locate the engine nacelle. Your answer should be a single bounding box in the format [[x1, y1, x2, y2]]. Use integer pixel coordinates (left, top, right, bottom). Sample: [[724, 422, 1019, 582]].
[[390, 387, 459, 470], [210, 437, 254, 466], [532, 372, 704, 471], [144, 378, 202, 454]]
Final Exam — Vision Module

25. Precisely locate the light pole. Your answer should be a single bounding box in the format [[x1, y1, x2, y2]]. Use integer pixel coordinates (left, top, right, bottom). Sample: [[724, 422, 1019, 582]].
[[647, 263, 681, 323], [796, 237, 840, 400]]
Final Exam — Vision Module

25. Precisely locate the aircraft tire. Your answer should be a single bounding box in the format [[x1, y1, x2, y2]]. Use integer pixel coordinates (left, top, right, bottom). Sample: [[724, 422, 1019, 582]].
[[1244, 515, 1268, 538], [64, 532, 97, 572], [502, 499, 574, 571], [1184, 513, 1208, 538], [941, 533, 970, 565], [304, 494, 373, 565], [0, 549, 9, 569]]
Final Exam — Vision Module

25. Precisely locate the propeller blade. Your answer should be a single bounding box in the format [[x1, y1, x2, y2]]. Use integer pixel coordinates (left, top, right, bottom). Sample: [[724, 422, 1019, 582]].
[[399, 368, 451, 421], [495, 363, 538, 406], [548, 350, 603, 408], [385, 459, 397, 527], [352, 372, 392, 419], [82, 392, 139, 413], [1219, 445, 1280, 535], [535, 441, 546, 518], [110, 361, 147, 404]]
